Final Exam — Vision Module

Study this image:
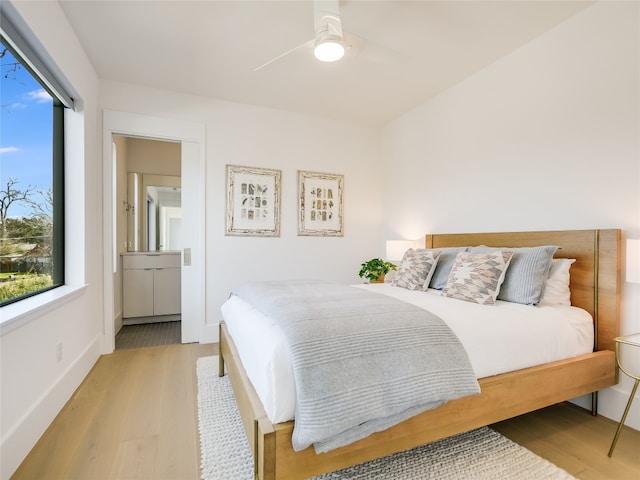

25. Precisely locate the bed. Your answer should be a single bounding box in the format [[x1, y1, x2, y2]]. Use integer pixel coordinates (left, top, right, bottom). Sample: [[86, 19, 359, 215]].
[[218, 229, 620, 480]]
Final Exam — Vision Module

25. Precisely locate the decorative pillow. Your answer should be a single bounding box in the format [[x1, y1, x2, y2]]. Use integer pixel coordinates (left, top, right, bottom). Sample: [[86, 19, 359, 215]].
[[392, 249, 440, 291], [428, 247, 470, 290], [442, 251, 514, 305], [539, 258, 575, 306], [469, 245, 558, 305]]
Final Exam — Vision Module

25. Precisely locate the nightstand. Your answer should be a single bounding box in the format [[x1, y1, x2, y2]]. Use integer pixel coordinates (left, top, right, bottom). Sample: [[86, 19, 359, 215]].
[[607, 333, 640, 457]]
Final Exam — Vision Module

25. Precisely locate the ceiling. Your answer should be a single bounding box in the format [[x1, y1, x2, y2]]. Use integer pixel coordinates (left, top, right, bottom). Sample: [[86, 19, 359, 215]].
[[58, 0, 593, 127]]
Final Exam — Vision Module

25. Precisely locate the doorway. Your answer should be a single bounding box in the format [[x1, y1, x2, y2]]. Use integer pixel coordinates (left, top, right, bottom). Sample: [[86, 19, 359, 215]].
[[102, 110, 206, 354], [113, 135, 182, 343]]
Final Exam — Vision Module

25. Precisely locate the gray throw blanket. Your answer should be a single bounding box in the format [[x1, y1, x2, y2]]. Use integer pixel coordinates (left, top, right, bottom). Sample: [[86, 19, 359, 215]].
[[231, 280, 480, 453]]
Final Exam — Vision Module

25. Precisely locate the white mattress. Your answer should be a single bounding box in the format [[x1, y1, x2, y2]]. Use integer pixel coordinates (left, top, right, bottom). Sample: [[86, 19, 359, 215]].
[[221, 283, 594, 424]]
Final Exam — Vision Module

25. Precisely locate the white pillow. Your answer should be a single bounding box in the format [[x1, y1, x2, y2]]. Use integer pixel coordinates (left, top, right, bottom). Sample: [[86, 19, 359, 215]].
[[442, 251, 514, 305], [539, 258, 575, 306]]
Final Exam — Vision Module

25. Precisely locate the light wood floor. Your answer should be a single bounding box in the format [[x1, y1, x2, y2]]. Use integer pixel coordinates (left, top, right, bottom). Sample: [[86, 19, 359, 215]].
[[493, 402, 639, 479], [12, 342, 215, 480], [12, 343, 639, 479]]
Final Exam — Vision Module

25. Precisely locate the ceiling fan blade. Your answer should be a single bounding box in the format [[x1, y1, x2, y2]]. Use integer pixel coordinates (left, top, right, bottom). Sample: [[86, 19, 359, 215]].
[[255, 0, 342, 72], [343, 30, 408, 64], [253, 38, 314, 72]]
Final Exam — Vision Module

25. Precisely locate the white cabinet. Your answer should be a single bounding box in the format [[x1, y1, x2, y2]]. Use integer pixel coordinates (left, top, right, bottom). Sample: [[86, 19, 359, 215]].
[[122, 253, 181, 321], [122, 268, 154, 317], [153, 266, 181, 315]]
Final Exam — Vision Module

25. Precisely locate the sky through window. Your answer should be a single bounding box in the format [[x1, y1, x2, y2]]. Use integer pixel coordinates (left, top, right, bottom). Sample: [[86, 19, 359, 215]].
[[1, 40, 53, 219]]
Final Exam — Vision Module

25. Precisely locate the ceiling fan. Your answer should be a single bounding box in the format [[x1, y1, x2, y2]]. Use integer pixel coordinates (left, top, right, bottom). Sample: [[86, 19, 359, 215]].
[[254, 0, 400, 71]]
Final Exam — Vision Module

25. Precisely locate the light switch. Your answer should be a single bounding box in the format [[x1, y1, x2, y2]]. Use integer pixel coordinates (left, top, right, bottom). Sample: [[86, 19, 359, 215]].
[[183, 248, 191, 266]]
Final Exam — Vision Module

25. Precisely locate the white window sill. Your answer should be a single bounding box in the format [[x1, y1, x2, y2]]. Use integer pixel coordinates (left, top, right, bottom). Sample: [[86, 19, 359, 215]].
[[0, 284, 87, 336]]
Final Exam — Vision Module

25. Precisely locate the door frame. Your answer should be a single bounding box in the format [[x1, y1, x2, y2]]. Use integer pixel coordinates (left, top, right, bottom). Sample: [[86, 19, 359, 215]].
[[101, 110, 206, 353]]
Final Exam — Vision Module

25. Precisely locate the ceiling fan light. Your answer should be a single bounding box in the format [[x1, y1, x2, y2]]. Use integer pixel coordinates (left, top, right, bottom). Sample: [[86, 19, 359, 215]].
[[314, 37, 345, 62]]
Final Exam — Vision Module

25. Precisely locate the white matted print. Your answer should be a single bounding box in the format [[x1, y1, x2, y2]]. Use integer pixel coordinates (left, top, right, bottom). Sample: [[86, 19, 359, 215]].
[[226, 165, 281, 236], [298, 170, 344, 236]]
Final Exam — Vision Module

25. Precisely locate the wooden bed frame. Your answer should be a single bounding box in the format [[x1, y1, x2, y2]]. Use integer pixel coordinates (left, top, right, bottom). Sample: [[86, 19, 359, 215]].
[[219, 229, 621, 480]]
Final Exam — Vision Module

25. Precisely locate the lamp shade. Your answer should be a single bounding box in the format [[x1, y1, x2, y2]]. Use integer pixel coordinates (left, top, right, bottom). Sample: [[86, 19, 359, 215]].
[[386, 240, 417, 262], [627, 239, 640, 284]]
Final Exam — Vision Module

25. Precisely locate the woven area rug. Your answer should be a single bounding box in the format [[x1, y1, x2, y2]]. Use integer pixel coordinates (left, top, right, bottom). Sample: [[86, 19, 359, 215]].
[[197, 356, 576, 480]]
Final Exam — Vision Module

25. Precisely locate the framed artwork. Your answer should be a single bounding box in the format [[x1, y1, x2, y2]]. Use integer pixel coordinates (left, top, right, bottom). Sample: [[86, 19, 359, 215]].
[[298, 170, 344, 236], [225, 165, 281, 236]]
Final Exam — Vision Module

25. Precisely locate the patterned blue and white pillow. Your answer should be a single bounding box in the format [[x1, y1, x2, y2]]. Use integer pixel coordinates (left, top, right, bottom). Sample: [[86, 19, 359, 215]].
[[392, 249, 440, 291], [469, 245, 558, 305], [442, 251, 514, 305]]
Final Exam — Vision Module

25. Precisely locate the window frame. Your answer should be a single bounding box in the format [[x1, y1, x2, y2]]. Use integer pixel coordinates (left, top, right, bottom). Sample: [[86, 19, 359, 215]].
[[0, 33, 66, 306]]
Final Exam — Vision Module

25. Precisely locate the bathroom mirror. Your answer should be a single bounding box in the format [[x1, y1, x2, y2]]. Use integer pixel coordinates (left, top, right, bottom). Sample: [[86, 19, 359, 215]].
[[127, 173, 181, 251]]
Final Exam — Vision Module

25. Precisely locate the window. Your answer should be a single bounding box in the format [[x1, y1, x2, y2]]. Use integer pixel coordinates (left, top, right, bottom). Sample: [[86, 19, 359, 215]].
[[0, 34, 65, 306]]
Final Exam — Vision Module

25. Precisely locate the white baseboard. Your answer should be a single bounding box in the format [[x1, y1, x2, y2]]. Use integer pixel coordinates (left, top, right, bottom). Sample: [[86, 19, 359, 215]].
[[123, 314, 181, 325], [571, 385, 639, 432], [1, 337, 101, 480], [597, 385, 640, 431]]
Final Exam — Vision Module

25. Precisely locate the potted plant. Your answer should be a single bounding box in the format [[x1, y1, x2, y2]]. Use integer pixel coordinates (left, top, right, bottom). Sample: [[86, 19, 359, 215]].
[[358, 258, 397, 283]]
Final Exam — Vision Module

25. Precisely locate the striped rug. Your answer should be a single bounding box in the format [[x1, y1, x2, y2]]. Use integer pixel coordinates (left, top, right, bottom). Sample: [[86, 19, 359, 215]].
[[196, 356, 576, 480]]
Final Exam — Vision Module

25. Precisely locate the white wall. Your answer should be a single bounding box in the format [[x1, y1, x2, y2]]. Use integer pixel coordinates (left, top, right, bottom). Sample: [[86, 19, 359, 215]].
[[381, 1, 640, 429], [100, 81, 385, 343], [0, 1, 103, 478]]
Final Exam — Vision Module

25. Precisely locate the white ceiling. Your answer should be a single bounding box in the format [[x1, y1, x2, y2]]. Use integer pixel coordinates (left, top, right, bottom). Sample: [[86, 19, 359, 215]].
[[58, 0, 593, 127]]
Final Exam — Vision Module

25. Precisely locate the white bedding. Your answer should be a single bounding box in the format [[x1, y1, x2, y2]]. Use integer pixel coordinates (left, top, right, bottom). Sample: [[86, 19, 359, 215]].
[[221, 283, 594, 424]]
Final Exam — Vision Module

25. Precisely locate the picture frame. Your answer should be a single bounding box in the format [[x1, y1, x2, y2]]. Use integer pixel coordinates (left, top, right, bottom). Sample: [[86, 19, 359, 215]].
[[225, 165, 281, 237], [298, 170, 344, 236]]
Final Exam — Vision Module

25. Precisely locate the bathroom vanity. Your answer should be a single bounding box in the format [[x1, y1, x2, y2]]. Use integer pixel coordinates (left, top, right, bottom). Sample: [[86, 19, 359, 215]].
[[122, 251, 181, 324]]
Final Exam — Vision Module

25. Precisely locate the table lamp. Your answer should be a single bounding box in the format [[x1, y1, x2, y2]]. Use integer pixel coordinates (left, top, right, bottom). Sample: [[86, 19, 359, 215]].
[[385, 240, 418, 263]]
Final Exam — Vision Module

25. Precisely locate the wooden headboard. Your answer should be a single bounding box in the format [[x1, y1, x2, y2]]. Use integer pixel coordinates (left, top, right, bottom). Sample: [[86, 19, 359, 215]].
[[425, 229, 621, 352]]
